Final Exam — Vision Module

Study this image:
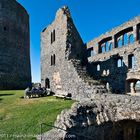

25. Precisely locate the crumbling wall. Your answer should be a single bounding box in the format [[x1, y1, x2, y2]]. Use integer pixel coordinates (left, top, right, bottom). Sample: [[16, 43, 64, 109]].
[[39, 94, 140, 140], [87, 16, 140, 93], [41, 6, 106, 100]]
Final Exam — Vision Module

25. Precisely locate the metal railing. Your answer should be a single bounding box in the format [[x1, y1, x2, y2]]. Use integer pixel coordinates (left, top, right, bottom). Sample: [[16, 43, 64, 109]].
[[40, 123, 94, 140]]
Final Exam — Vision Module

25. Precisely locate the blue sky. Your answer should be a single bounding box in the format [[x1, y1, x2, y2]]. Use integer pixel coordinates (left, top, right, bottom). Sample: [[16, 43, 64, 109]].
[[17, 0, 140, 83]]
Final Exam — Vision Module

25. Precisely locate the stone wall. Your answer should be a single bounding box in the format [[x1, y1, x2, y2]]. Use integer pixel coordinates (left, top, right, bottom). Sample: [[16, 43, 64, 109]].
[[87, 16, 140, 94], [0, 0, 31, 89], [39, 94, 140, 140], [41, 5, 140, 95], [40, 5, 140, 140], [41, 6, 106, 100]]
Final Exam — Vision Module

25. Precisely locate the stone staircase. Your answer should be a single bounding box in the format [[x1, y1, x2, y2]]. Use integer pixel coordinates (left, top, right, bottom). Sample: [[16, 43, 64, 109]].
[[69, 59, 107, 98], [71, 59, 100, 85]]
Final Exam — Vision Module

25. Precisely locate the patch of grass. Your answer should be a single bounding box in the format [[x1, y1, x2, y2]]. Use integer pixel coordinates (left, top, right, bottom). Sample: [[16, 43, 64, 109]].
[[0, 90, 74, 140]]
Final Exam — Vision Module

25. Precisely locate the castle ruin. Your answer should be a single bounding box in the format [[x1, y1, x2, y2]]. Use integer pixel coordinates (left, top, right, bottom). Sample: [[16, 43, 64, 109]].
[[41, 6, 140, 99], [87, 15, 140, 95], [39, 5, 140, 140], [0, 0, 31, 89]]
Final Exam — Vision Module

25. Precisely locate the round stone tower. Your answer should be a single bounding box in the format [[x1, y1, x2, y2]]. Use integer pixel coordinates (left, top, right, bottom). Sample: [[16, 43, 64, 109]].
[[0, 0, 31, 89]]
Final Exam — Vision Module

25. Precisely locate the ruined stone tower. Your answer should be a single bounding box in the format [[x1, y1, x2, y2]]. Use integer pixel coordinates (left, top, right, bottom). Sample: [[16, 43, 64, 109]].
[[41, 6, 106, 100], [0, 0, 31, 89]]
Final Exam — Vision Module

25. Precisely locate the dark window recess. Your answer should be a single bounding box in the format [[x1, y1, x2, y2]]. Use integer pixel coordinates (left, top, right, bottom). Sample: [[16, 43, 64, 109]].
[[51, 55, 53, 65], [53, 54, 55, 65], [51, 29, 55, 44], [51, 32, 53, 44], [77, 54, 79, 58], [87, 47, 93, 57], [51, 54, 56, 66], [45, 78, 50, 88], [4, 27, 7, 31], [128, 54, 135, 69], [53, 30, 55, 42], [136, 23, 140, 40]]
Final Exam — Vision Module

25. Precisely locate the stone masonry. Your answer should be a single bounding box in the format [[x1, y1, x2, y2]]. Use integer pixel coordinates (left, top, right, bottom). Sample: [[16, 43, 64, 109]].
[[41, 6, 106, 100], [40, 6, 140, 140], [38, 94, 140, 140], [41, 6, 140, 97], [0, 0, 31, 89], [87, 16, 140, 94]]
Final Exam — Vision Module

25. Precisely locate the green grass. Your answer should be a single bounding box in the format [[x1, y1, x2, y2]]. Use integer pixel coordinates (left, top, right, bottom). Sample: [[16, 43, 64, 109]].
[[0, 90, 75, 140]]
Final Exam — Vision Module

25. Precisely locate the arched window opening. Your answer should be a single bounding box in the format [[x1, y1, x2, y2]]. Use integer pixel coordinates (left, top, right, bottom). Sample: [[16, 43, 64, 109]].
[[106, 82, 110, 91], [45, 78, 50, 89], [102, 45, 105, 53], [115, 27, 133, 48], [98, 36, 112, 53], [107, 69, 110, 75], [87, 47, 93, 57], [117, 58, 123, 67], [117, 39, 122, 48], [128, 54, 135, 69], [129, 34, 134, 44], [106, 42, 109, 52], [97, 64, 100, 71], [102, 70, 107, 76], [91, 50, 96, 56], [109, 43, 113, 51], [135, 81, 140, 93], [123, 33, 127, 46]]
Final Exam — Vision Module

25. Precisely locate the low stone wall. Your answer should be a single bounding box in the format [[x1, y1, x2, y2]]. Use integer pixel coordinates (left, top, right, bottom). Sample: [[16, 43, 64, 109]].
[[39, 94, 140, 140]]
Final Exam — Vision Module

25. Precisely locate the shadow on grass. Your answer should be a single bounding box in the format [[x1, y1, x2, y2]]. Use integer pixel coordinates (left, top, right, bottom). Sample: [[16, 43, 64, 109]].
[[20, 96, 24, 99], [20, 96, 51, 99], [0, 94, 14, 97], [0, 98, 2, 101]]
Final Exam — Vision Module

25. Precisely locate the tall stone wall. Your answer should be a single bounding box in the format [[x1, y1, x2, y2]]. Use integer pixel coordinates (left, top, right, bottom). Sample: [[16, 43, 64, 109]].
[[41, 6, 106, 100], [0, 0, 31, 89], [87, 16, 140, 93]]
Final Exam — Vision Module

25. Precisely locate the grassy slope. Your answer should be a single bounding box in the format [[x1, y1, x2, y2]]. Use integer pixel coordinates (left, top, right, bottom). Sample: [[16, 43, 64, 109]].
[[0, 90, 74, 140]]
